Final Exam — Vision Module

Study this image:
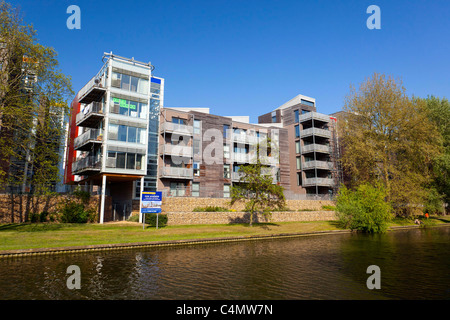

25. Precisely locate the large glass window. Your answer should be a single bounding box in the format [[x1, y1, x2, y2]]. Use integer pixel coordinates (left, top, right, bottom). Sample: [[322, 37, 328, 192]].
[[194, 119, 201, 134], [224, 164, 230, 179], [295, 125, 300, 138], [294, 110, 299, 123], [301, 99, 314, 107], [192, 182, 199, 197], [112, 71, 148, 95], [295, 141, 300, 154], [108, 124, 145, 144], [223, 124, 230, 139], [223, 184, 230, 198], [110, 96, 147, 119], [106, 151, 144, 170]]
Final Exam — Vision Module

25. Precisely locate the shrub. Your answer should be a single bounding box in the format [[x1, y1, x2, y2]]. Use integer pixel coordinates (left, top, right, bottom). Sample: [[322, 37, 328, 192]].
[[336, 183, 393, 233], [322, 205, 336, 211], [60, 201, 90, 223], [423, 187, 445, 215], [144, 212, 168, 227]]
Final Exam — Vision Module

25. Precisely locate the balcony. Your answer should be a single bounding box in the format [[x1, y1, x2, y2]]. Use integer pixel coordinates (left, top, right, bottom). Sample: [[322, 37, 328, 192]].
[[260, 155, 279, 166], [299, 112, 331, 123], [231, 171, 244, 182], [301, 160, 333, 170], [160, 122, 193, 136], [302, 177, 334, 187], [74, 129, 103, 151], [72, 156, 101, 175], [159, 144, 193, 158], [232, 153, 250, 163], [76, 102, 104, 128], [232, 168, 277, 184], [301, 127, 331, 139], [78, 76, 106, 104], [301, 144, 331, 154], [159, 166, 193, 179], [231, 133, 257, 145]]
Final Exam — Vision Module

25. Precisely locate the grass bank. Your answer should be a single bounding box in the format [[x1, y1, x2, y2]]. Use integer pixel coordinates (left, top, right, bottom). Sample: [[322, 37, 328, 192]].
[[0, 216, 449, 252]]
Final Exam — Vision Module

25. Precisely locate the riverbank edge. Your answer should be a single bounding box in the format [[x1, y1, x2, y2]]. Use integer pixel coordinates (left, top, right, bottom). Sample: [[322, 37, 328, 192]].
[[1, 224, 447, 258]]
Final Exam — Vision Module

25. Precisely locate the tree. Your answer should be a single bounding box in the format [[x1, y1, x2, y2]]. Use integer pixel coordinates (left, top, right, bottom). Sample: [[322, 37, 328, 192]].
[[336, 182, 393, 233], [421, 96, 450, 214], [339, 73, 442, 216], [0, 1, 73, 221], [230, 137, 285, 226]]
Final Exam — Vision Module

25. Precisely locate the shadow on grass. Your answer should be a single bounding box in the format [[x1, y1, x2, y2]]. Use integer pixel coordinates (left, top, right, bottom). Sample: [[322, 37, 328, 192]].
[[0, 223, 65, 232]]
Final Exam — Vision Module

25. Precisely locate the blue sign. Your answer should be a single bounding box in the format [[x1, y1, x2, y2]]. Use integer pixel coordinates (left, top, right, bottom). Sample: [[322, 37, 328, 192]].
[[141, 191, 162, 213]]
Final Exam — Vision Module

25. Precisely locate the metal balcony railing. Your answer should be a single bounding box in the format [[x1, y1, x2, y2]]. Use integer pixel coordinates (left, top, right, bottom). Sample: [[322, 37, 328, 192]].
[[72, 156, 102, 174], [302, 177, 334, 187], [299, 112, 331, 123], [301, 144, 331, 154], [74, 129, 103, 150], [78, 76, 106, 104], [76, 102, 104, 128], [159, 166, 193, 179], [301, 160, 333, 170], [231, 133, 258, 145], [301, 127, 331, 138]]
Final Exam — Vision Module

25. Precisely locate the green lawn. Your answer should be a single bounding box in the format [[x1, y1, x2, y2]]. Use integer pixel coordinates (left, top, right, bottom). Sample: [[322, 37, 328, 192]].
[[0, 216, 448, 252]]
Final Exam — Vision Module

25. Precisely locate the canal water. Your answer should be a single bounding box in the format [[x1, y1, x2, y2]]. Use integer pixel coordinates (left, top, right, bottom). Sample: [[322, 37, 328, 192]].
[[0, 226, 448, 300]]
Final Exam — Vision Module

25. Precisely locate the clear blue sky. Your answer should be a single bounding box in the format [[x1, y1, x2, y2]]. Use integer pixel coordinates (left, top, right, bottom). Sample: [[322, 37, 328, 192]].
[[10, 0, 450, 122]]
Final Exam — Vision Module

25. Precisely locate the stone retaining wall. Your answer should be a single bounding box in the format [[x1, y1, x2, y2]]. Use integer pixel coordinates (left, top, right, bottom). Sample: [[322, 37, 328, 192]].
[[162, 197, 335, 213], [166, 210, 337, 225]]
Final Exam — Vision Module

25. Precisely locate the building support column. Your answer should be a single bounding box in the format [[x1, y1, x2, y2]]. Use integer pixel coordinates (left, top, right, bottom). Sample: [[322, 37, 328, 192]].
[[100, 175, 107, 224], [139, 177, 144, 223]]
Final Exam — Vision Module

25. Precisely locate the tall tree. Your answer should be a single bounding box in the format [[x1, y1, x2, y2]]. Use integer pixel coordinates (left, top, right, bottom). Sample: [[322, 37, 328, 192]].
[[0, 1, 73, 221], [230, 137, 285, 226], [422, 96, 450, 213], [339, 73, 442, 216]]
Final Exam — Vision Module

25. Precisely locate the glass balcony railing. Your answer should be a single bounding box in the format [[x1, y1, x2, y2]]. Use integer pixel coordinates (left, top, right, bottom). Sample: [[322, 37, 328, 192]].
[[76, 102, 104, 128], [160, 122, 193, 135], [301, 144, 331, 154], [299, 112, 331, 123], [74, 129, 103, 151], [78, 75, 106, 104], [159, 144, 193, 158], [159, 166, 193, 179]]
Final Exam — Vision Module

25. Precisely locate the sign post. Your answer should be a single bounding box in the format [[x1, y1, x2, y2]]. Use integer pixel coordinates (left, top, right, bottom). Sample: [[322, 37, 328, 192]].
[[140, 191, 162, 229]]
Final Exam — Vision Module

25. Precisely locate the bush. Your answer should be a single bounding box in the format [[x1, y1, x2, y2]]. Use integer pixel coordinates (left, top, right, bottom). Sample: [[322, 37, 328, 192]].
[[336, 183, 393, 233], [322, 205, 336, 211], [423, 188, 445, 215], [60, 201, 90, 223], [144, 212, 168, 227]]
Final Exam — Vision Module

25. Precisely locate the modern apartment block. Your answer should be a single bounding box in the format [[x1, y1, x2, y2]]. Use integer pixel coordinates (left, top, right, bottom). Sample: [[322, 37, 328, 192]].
[[65, 54, 340, 223], [259, 94, 341, 198], [64, 53, 163, 222]]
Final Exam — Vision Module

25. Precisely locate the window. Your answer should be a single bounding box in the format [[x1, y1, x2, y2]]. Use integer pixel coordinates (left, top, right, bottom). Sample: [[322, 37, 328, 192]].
[[223, 184, 230, 198], [223, 124, 230, 138], [294, 110, 299, 123], [116, 152, 126, 169], [108, 124, 145, 144], [301, 109, 310, 114], [194, 162, 200, 176], [112, 71, 149, 94], [223, 144, 230, 159], [297, 173, 302, 186], [194, 119, 201, 134], [110, 97, 147, 119], [295, 125, 300, 138], [106, 151, 144, 170], [296, 157, 301, 170], [272, 115, 277, 123], [224, 164, 230, 179], [295, 141, 300, 154], [193, 140, 201, 156], [192, 182, 199, 197], [301, 99, 314, 107], [172, 117, 186, 125]]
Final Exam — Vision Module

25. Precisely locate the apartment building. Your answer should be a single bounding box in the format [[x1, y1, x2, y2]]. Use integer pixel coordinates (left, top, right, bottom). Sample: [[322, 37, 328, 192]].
[[157, 107, 289, 198], [65, 54, 340, 223], [259, 94, 341, 198], [65, 53, 162, 223]]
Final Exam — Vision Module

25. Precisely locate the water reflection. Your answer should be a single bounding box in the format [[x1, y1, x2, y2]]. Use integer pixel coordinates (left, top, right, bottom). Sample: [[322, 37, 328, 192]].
[[0, 227, 448, 300]]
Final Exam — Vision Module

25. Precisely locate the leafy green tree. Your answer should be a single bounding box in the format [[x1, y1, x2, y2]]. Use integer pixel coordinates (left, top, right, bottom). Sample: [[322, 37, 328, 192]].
[[336, 182, 393, 233], [230, 137, 285, 226], [421, 96, 450, 214], [339, 73, 442, 216], [0, 1, 72, 221]]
